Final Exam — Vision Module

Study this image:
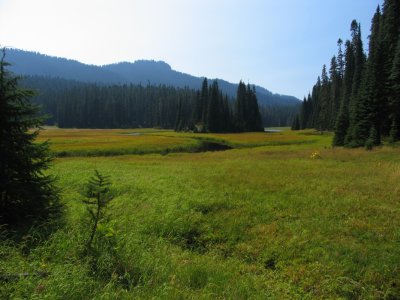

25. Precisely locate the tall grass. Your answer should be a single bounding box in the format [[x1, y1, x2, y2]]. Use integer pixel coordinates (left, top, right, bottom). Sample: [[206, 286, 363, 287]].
[[1, 129, 399, 298]]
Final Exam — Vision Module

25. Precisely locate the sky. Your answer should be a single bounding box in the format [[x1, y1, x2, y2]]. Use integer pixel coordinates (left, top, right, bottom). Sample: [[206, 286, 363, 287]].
[[0, 0, 383, 99]]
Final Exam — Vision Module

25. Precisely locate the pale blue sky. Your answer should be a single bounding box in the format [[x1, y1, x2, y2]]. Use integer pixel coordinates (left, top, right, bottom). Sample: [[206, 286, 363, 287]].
[[0, 0, 383, 99]]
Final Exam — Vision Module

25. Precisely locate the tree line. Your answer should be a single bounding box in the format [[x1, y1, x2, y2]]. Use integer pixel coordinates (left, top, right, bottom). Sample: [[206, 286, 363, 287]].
[[23, 76, 266, 132], [176, 79, 263, 132], [293, 0, 400, 147]]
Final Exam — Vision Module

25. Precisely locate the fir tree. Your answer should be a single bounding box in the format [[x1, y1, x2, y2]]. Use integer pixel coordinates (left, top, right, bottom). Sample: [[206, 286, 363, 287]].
[[206, 80, 220, 132], [337, 39, 345, 79], [291, 115, 300, 130], [234, 81, 247, 131], [345, 21, 366, 146], [318, 65, 330, 131], [333, 40, 354, 146], [200, 78, 209, 127], [389, 38, 400, 142], [0, 50, 59, 226], [329, 56, 341, 129], [246, 84, 263, 131]]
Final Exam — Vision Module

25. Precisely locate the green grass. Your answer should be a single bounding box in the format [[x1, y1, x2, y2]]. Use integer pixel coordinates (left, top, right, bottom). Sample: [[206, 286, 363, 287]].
[[1, 128, 400, 299]]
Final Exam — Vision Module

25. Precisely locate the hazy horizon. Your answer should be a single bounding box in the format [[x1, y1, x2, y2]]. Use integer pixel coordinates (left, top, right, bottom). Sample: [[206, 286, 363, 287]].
[[0, 0, 383, 99]]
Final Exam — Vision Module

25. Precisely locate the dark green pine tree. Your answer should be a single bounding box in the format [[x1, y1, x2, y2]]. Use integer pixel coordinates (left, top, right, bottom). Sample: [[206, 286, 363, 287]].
[[220, 94, 232, 132], [246, 84, 263, 131], [206, 80, 220, 132], [234, 81, 247, 131], [349, 9, 386, 146], [329, 55, 341, 129], [318, 64, 331, 131], [336, 39, 345, 79], [382, 0, 400, 68], [193, 91, 202, 129], [200, 78, 209, 129], [305, 94, 313, 128], [0, 51, 59, 226], [382, 0, 400, 140], [389, 38, 400, 142], [333, 40, 355, 146], [291, 115, 300, 130], [310, 77, 321, 128], [299, 97, 307, 129], [359, 7, 386, 145], [345, 21, 366, 147], [174, 97, 184, 131]]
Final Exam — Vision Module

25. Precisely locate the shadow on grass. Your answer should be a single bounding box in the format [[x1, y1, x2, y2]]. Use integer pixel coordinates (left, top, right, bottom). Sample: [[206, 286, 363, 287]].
[[1, 202, 65, 256]]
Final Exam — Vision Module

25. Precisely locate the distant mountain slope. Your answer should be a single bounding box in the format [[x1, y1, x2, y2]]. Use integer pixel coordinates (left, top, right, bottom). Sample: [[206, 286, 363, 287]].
[[6, 48, 300, 106]]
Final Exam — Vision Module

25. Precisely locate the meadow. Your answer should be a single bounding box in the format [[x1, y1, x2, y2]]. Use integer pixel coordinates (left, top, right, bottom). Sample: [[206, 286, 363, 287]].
[[1, 128, 400, 299]]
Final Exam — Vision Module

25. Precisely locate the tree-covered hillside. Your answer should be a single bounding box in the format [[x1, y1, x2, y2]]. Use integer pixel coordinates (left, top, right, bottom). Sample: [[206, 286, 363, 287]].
[[7, 48, 300, 107], [22, 76, 264, 132], [21, 76, 297, 129]]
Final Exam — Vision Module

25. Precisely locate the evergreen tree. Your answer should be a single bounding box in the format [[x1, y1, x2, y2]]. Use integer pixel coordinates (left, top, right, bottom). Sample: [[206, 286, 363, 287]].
[[382, 0, 400, 66], [291, 115, 300, 130], [234, 81, 247, 131], [305, 94, 313, 128], [389, 38, 400, 142], [329, 56, 341, 129], [337, 39, 345, 79], [358, 7, 386, 145], [200, 78, 209, 127], [299, 97, 307, 129], [381, 1, 400, 136], [246, 84, 263, 131], [345, 21, 366, 146], [174, 97, 184, 131], [333, 40, 354, 146], [206, 80, 220, 132], [0, 51, 59, 226], [305, 1, 400, 147], [317, 65, 330, 131], [233, 82, 263, 132]]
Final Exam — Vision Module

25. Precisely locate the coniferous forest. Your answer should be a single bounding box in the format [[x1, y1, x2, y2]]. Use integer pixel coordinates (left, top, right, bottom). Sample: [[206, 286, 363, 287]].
[[293, 0, 400, 147], [23, 76, 265, 132]]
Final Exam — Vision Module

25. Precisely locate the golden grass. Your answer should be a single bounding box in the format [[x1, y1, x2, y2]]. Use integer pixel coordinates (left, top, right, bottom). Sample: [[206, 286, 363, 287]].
[[36, 128, 199, 155], [36, 127, 329, 156]]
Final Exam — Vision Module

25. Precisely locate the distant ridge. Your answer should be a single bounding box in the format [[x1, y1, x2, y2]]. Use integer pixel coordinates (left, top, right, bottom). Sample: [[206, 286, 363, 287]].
[[5, 48, 300, 106]]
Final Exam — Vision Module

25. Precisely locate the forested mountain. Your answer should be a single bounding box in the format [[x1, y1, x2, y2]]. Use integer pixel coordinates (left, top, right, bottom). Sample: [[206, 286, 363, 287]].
[[21, 76, 263, 132], [294, 0, 400, 147], [6, 48, 300, 107]]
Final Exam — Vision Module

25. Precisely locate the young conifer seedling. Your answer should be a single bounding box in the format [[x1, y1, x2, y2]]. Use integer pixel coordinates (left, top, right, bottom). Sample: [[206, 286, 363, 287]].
[[81, 170, 114, 249]]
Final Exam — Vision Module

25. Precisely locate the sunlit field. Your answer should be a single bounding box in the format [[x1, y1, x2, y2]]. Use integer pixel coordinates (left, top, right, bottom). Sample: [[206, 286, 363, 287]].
[[36, 127, 322, 156], [2, 128, 400, 299], [36, 128, 200, 156]]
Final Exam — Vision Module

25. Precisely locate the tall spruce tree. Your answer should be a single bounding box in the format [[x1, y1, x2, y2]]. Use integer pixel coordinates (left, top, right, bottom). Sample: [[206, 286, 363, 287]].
[[234, 81, 247, 131], [389, 38, 400, 142], [345, 21, 366, 146], [246, 84, 263, 131], [329, 56, 341, 129], [0, 51, 59, 226], [358, 7, 386, 145], [233, 82, 263, 132], [206, 81, 220, 132], [333, 40, 354, 145], [318, 65, 330, 131], [200, 78, 209, 127]]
